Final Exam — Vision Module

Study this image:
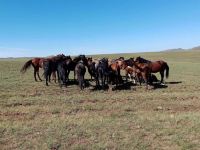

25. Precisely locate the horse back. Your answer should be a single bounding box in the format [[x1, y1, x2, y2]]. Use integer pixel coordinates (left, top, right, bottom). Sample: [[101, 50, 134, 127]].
[[150, 60, 166, 73]]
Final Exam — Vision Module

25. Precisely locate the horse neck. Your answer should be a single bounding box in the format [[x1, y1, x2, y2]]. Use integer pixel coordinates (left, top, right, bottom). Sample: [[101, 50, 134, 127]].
[[133, 63, 145, 72]]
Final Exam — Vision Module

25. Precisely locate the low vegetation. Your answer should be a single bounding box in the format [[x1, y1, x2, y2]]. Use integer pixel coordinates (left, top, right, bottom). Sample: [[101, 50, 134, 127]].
[[0, 51, 200, 149]]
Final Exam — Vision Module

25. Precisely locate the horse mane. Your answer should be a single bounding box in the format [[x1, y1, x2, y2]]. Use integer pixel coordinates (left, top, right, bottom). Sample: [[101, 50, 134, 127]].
[[136, 56, 151, 63]]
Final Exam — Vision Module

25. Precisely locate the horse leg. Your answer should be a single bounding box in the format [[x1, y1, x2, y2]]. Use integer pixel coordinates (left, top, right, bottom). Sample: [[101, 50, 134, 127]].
[[91, 75, 93, 80], [57, 71, 60, 84], [36, 68, 42, 81], [74, 71, 76, 81], [138, 75, 142, 86], [66, 70, 70, 81], [34, 68, 38, 82], [52, 72, 56, 83], [148, 74, 153, 85], [46, 78, 48, 86], [160, 71, 164, 84], [103, 75, 106, 88], [46, 75, 49, 86], [142, 72, 148, 89], [83, 75, 85, 89]]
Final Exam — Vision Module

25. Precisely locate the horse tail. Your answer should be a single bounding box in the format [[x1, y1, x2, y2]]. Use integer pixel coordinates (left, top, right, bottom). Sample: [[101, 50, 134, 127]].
[[20, 59, 32, 73], [165, 63, 169, 78]]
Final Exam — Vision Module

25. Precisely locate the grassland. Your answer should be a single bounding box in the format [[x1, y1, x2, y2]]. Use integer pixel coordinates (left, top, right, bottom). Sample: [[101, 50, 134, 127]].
[[0, 51, 200, 150]]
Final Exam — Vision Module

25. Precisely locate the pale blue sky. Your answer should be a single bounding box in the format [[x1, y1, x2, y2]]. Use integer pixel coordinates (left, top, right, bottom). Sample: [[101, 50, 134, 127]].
[[0, 0, 200, 57]]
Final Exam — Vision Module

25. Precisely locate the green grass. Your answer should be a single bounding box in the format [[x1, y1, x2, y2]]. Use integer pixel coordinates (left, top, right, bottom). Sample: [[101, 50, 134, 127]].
[[0, 51, 200, 150]]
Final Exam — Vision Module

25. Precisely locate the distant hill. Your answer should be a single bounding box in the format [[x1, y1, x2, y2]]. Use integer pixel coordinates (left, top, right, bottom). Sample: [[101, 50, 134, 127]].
[[163, 48, 186, 52], [190, 46, 200, 51], [163, 46, 200, 52]]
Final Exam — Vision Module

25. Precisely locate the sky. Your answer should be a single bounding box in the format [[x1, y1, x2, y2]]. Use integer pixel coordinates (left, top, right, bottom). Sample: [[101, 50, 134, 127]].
[[0, 0, 200, 57]]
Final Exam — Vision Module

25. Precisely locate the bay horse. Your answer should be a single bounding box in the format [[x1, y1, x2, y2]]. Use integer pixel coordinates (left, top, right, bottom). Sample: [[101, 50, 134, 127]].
[[135, 56, 169, 84], [132, 61, 151, 89]]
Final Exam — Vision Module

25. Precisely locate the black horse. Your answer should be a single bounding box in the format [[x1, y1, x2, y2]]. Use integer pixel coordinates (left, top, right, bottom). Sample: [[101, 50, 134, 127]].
[[67, 55, 88, 81], [96, 58, 110, 88], [75, 60, 86, 90], [57, 61, 68, 87], [43, 54, 70, 86]]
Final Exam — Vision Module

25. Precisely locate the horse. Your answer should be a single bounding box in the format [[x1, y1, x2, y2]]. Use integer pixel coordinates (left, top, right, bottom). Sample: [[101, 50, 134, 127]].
[[75, 60, 86, 90], [42, 54, 70, 86], [20, 57, 44, 81], [57, 61, 68, 87], [122, 58, 135, 68], [132, 61, 152, 89], [96, 58, 110, 88], [67, 55, 88, 81], [135, 56, 169, 84], [108, 57, 124, 86], [20, 54, 67, 82], [87, 57, 97, 80]]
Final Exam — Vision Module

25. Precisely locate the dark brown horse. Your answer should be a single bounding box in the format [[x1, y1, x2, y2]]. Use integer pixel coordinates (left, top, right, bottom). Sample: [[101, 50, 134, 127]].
[[135, 56, 169, 84], [87, 57, 96, 80]]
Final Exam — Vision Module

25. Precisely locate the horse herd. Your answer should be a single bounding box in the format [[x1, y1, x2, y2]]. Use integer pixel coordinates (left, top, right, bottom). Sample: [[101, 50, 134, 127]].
[[20, 54, 169, 90]]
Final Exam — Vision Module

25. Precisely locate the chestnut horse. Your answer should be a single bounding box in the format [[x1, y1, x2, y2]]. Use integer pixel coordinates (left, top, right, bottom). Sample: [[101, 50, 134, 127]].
[[20, 54, 66, 82], [132, 61, 151, 89], [135, 56, 169, 84], [20, 57, 45, 81], [108, 57, 124, 86]]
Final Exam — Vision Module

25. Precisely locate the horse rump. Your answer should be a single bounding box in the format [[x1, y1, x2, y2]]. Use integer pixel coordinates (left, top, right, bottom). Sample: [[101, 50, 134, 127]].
[[96, 58, 109, 88], [57, 61, 68, 87], [75, 61, 86, 90], [20, 59, 32, 73]]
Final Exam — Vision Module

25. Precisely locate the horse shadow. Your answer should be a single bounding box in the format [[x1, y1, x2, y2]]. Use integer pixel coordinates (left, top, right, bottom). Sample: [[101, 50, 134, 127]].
[[165, 81, 182, 84], [152, 83, 168, 89], [89, 80, 136, 91], [90, 84, 110, 91], [67, 79, 91, 88], [111, 81, 136, 91], [152, 81, 182, 89]]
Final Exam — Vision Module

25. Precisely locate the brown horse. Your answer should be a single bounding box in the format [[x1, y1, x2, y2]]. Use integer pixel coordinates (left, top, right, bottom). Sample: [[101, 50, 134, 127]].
[[135, 56, 169, 84], [109, 58, 124, 86], [132, 61, 152, 89], [87, 57, 97, 80], [20, 57, 45, 81], [124, 66, 143, 85], [20, 54, 66, 82]]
